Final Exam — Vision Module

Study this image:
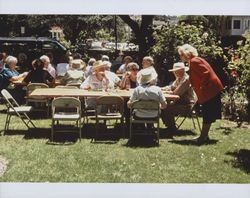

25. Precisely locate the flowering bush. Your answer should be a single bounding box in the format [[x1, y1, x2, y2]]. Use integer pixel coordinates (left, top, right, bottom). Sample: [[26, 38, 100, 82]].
[[226, 31, 250, 123]]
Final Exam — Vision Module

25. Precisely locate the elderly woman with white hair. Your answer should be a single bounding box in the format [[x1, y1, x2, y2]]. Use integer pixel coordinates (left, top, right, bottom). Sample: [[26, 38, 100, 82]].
[[1, 55, 28, 103], [40, 55, 56, 78], [3, 56, 28, 85], [178, 44, 224, 144]]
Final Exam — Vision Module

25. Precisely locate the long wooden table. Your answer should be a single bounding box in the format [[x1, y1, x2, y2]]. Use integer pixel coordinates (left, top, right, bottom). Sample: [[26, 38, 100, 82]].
[[30, 88, 180, 101]]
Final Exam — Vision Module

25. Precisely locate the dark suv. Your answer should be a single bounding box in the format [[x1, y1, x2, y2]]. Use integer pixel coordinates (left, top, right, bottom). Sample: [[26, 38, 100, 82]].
[[0, 37, 68, 65]]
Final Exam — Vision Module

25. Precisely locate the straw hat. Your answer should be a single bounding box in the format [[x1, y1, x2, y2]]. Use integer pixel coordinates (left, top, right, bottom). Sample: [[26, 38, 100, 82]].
[[71, 59, 85, 70], [137, 68, 157, 85], [168, 62, 189, 72], [92, 60, 106, 71]]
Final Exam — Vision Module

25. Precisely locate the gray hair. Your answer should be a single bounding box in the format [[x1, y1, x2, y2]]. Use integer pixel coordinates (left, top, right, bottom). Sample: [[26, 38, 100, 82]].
[[40, 55, 50, 63], [88, 58, 96, 66], [5, 56, 18, 65], [178, 44, 198, 58]]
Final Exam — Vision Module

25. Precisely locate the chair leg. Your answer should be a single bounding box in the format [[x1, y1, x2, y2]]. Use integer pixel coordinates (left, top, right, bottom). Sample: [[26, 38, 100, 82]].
[[51, 120, 55, 141], [191, 116, 196, 129], [4, 114, 11, 134], [195, 116, 202, 132], [78, 120, 82, 141], [129, 118, 132, 142], [176, 116, 187, 129]]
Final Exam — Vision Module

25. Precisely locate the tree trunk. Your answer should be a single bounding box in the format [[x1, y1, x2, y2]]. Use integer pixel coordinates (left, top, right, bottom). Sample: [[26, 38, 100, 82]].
[[119, 15, 154, 62]]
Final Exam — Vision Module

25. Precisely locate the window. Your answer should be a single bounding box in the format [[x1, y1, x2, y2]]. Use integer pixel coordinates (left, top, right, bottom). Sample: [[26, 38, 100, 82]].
[[233, 20, 241, 29]]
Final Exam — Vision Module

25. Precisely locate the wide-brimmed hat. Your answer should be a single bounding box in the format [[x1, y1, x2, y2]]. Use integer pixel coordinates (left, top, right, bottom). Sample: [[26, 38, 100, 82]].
[[92, 60, 106, 71], [137, 68, 157, 85], [168, 62, 189, 72], [71, 59, 85, 70]]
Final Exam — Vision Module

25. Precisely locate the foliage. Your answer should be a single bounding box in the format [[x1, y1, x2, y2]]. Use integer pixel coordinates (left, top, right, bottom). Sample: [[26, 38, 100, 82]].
[[151, 22, 227, 86], [152, 23, 225, 67], [225, 31, 250, 122]]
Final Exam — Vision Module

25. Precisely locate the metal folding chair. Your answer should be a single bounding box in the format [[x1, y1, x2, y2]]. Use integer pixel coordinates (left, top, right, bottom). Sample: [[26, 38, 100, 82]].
[[92, 95, 124, 141], [1, 89, 36, 134], [129, 100, 160, 145], [51, 97, 82, 141], [26, 83, 50, 116], [175, 102, 201, 132]]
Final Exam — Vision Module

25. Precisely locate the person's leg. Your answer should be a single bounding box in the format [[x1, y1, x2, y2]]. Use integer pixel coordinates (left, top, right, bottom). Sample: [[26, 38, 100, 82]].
[[162, 104, 192, 131], [198, 122, 211, 139]]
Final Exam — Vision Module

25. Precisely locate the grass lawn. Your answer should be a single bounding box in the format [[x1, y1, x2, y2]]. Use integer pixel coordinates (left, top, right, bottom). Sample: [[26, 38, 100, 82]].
[[0, 104, 249, 183]]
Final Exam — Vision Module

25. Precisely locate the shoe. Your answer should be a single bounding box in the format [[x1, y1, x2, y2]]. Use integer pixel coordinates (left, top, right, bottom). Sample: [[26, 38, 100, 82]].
[[192, 136, 210, 145]]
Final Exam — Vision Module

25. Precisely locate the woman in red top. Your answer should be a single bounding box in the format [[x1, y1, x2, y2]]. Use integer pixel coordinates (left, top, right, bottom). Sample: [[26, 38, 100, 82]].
[[178, 44, 224, 144]]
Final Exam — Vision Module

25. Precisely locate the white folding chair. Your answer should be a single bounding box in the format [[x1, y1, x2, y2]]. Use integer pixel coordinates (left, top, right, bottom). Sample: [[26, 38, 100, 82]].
[[129, 100, 160, 145], [92, 95, 124, 141], [51, 97, 82, 141], [26, 83, 50, 116], [1, 89, 36, 134]]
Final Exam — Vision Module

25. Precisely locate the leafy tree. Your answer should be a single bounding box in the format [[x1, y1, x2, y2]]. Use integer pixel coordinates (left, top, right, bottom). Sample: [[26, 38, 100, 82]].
[[151, 23, 227, 86]]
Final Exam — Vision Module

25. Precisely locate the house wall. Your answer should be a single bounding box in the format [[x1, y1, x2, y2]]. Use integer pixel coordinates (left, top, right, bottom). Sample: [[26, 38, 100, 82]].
[[223, 16, 250, 36]]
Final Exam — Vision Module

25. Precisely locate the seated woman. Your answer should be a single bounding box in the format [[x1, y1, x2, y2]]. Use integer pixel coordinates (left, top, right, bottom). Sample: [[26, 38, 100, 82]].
[[116, 56, 133, 74], [23, 59, 54, 86], [119, 62, 139, 90], [161, 62, 197, 132], [60, 59, 85, 86], [80, 60, 115, 109], [84, 58, 96, 79], [2, 56, 28, 103]]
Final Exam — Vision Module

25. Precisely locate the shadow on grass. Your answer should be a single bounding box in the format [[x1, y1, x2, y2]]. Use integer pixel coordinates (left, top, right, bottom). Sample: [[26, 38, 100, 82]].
[[169, 138, 218, 146], [215, 126, 233, 135], [225, 149, 250, 174], [159, 128, 196, 139], [124, 136, 159, 148], [2, 129, 28, 136]]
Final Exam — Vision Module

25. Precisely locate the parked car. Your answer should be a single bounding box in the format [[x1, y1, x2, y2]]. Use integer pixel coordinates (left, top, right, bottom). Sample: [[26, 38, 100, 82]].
[[0, 37, 68, 66]]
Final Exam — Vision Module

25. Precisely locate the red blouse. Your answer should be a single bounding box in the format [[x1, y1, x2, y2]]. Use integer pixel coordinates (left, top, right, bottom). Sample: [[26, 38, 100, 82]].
[[189, 57, 224, 104]]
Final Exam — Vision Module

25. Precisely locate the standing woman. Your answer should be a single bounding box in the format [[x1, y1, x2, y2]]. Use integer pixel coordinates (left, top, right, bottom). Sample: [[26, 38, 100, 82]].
[[178, 44, 224, 144]]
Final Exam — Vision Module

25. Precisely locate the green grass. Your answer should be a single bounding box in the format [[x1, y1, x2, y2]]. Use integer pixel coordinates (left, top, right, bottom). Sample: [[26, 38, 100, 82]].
[[0, 104, 249, 183]]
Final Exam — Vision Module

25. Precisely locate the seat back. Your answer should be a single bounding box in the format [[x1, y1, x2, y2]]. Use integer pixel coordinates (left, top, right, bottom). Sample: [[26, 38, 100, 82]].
[[55, 85, 79, 89], [66, 83, 81, 88], [130, 100, 160, 118], [26, 83, 49, 96], [1, 89, 19, 109], [96, 95, 124, 114], [52, 97, 81, 116]]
